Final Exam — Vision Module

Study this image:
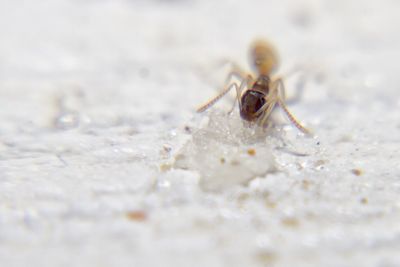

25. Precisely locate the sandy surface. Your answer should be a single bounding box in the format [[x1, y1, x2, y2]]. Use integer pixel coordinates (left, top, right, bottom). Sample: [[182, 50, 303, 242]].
[[1, 0, 400, 266]]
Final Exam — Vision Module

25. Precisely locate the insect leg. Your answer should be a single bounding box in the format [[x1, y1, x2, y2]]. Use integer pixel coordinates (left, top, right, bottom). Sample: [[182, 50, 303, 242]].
[[273, 64, 308, 104], [197, 82, 239, 113], [258, 95, 278, 127], [274, 78, 311, 135], [220, 60, 248, 84], [228, 74, 254, 114], [253, 80, 280, 126]]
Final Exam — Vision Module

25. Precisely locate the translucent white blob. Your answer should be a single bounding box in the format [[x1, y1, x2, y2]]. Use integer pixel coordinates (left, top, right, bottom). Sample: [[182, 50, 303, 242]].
[[173, 110, 277, 191]]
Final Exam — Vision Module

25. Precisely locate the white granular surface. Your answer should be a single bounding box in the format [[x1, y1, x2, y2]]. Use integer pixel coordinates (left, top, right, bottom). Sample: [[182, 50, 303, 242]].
[[1, 0, 400, 266]]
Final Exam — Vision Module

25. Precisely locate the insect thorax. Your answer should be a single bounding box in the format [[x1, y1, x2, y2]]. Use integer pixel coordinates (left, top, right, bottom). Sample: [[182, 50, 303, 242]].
[[252, 75, 270, 94]]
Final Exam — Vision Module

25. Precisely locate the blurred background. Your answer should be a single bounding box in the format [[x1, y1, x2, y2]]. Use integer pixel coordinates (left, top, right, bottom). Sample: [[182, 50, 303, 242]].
[[1, 0, 400, 267], [1, 0, 399, 132]]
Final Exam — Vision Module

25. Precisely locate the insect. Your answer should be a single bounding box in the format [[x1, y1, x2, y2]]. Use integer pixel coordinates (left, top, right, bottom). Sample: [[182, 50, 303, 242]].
[[197, 39, 310, 134]]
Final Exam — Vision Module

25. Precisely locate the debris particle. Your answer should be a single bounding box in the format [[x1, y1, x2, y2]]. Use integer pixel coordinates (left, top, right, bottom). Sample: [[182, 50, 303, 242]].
[[314, 159, 326, 170], [247, 148, 256, 156], [255, 250, 278, 265], [54, 112, 80, 130], [351, 169, 363, 176], [163, 144, 172, 153], [314, 159, 326, 166], [265, 200, 276, 209], [360, 197, 368, 204], [281, 217, 300, 228], [126, 210, 147, 222]]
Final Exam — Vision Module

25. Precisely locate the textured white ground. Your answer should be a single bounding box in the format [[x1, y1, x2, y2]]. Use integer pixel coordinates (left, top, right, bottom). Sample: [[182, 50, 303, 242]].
[[1, 0, 400, 266]]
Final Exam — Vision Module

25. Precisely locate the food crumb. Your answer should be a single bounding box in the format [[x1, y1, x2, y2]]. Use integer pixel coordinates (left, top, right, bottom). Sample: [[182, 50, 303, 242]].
[[351, 169, 363, 176], [281, 217, 300, 228], [247, 148, 256, 156], [126, 210, 147, 222]]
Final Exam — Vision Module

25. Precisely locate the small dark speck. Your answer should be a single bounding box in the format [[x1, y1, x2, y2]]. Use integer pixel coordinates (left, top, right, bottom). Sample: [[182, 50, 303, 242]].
[[351, 169, 363, 176], [163, 144, 172, 153], [316, 141, 320, 145]]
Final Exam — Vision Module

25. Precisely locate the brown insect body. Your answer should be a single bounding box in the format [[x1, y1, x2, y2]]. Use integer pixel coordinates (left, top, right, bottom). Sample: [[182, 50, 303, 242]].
[[240, 75, 270, 121], [197, 39, 310, 134]]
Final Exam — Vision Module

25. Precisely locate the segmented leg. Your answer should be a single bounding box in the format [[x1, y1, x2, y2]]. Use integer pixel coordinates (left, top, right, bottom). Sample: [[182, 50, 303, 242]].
[[252, 92, 277, 127], [218, 60, 248, 83], [197, 82, 239, 113], [228, 74, 254, 114], [278, 99, 310, 134], [259, 98, 278, 126], [274, 78, 311, 135], [273, 65, 307, 104], [252, 79, 281, 126], [197, 61, 248, 113]]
